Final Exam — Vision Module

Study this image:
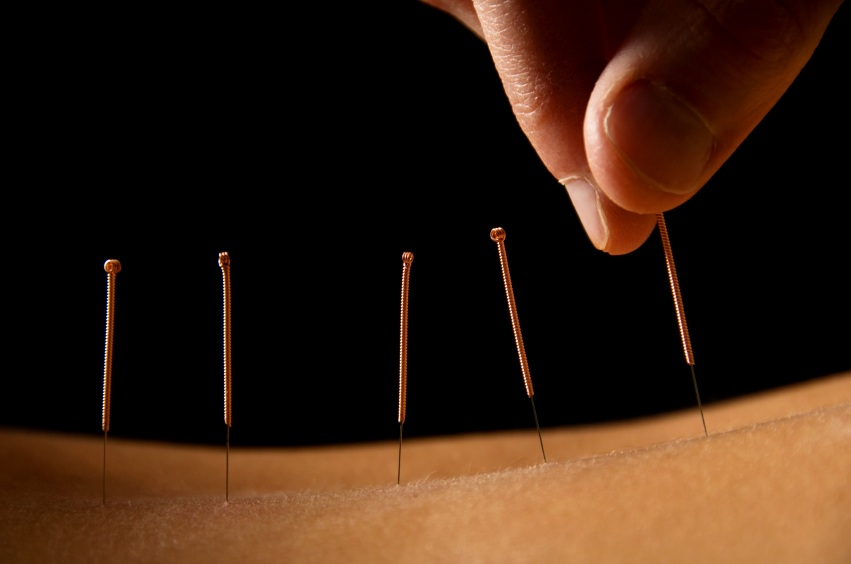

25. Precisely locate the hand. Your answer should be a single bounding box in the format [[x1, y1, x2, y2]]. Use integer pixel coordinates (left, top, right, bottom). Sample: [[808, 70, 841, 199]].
[[422, 0, 843, 254]]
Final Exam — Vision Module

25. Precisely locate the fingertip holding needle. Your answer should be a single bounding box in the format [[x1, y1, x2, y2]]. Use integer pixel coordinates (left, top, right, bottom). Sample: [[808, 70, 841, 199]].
[[490, 228, 547, 463], [656, 214, 707, 437], [219, 252, 232, 501], [398, 252, 414, 485], [102, 259, 121, 505]]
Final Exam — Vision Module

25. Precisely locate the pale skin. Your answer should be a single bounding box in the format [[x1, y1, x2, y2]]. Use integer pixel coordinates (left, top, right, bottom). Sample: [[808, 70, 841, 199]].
[[1, 372, 849, 563]]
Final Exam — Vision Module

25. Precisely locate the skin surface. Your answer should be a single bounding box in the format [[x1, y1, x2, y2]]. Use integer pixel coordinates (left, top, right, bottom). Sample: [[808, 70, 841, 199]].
[[1, 372, 849, 563]]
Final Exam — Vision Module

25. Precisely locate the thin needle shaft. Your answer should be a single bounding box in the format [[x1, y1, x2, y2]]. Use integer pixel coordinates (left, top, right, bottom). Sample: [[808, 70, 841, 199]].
[[690, 364, 707, 436], [490, 228, 546, 462], [397, 423, 403, 485], [657, 214, 707, 437], [530, 397, 546, 463], [226, 426, 230, 502], [103, 431, 107, 505]]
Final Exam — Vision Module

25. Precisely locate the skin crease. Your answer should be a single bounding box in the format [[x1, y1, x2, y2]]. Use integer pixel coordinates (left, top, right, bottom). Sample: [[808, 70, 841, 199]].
[[0, 373, 849, 563], [421, 0, 844, 254]]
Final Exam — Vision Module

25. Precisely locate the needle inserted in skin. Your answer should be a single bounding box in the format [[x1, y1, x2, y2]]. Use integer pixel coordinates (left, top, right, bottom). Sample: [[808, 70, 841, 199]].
[[398, 252, 413, 485], [102, 259, 121, 505], [219, 252, 233, 501], [397, 423, 403, 486], [226, 425, 230, 498], [103, 429, 107, 504], [657, 213, 707, 437], [490, 228, 546, 463]]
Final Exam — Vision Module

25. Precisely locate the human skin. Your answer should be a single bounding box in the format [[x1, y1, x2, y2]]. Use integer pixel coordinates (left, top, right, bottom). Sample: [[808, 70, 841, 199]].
[[420, 0, 845, 254], [1, 372, 849, 563]]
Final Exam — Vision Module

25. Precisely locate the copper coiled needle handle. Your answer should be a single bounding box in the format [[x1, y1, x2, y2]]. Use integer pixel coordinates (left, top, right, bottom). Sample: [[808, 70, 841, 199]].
[[219, 252, 232, 428], [219, 252, 232, 502], [398, 252, 414, 485], [102, 258, 121, 505], [399, 252, 414, 425], [656, 214, 694, 365], [102, 259, 121, 433], [490, 228, 534, 398]]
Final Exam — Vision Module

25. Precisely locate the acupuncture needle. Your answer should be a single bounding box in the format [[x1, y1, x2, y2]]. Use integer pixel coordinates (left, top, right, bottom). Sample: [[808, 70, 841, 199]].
[[398, 252, 414, 485], [101, 259, 121, 505], [219, 252, 233, 501], [656, 213, 707, 437], [490, 228, 546, 463]]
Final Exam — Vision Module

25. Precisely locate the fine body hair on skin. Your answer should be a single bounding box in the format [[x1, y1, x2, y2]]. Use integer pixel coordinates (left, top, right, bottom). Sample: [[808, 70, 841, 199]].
[[0, 374, 849, 564]]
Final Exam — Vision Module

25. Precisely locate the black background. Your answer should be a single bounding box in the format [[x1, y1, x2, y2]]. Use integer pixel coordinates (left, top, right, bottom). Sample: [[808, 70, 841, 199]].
[[6, 3, 848, 446]]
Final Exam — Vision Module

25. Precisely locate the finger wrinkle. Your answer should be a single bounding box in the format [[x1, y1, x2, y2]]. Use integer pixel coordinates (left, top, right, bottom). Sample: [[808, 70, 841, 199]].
[[691, 0, 805, 64]]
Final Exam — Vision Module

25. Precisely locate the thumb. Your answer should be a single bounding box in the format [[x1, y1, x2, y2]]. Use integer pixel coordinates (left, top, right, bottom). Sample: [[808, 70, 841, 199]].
[[473, 0, 658, 254], [585, 0, 844, 214]]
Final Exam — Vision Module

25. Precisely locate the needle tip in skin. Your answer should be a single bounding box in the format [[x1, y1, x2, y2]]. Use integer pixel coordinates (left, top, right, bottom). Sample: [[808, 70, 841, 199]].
[[102, 430, 107, 505], [530, 396, 546, 463], [397, 423, 403, 486], [226, 425, 230, 503], [690, 364, 708, 437]]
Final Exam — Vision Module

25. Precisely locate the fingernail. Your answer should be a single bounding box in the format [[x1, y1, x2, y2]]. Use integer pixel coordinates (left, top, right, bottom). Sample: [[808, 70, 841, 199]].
[[606, 80, 713, 194], [563, 178, 608, 250]]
